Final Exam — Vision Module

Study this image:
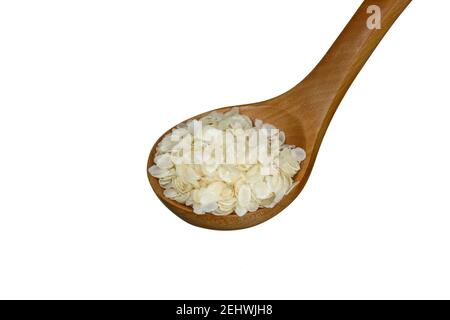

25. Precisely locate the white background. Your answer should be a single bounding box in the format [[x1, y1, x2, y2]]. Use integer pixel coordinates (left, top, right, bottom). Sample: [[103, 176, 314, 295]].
[[0, 0, 449, 299]]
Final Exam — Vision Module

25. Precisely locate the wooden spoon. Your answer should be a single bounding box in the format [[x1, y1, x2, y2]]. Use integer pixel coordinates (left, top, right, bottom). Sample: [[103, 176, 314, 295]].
[[147, 0, 412, 230]]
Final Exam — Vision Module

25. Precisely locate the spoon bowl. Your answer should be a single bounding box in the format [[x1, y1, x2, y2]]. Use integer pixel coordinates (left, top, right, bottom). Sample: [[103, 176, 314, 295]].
[[147, 103, 310, 230], [147, 0, 411, 230]]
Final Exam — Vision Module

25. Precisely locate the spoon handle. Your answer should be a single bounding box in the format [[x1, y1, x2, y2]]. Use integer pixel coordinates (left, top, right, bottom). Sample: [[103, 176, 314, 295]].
[[283, 0, 411, 131]]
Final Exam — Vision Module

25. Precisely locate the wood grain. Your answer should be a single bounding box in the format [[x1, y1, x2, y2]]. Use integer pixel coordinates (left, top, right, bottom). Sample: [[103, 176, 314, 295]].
[[147, 0, 412, 230]]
